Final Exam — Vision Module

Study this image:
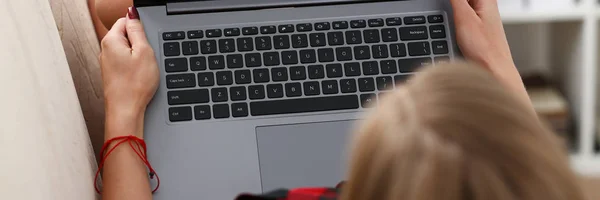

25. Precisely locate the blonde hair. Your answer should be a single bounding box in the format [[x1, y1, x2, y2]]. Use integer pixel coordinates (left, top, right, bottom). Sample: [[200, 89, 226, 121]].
[[341, 63, 585, 200]]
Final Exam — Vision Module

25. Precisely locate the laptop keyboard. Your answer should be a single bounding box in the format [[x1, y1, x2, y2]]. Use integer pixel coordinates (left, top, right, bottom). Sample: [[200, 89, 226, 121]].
[[161, 13, 451, 122]]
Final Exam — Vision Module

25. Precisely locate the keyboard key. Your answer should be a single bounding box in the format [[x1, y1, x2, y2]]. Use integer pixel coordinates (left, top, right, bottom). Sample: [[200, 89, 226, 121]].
[[290, 66, 307, 80], [187, 30, 203, 39], [435, 56, 451, 64], [197, 72, 215, 86], [429, 25, 447, 39], [309, 33, 326, 47], [167, 89, 209, 105], [213, 104, 230, 119], [344, 62, 361, 77], [428, 15, 444, 23], [163, 42, 180, 57], [281, 50, 299, 65], [304, 81, 321, 96], [350, 20, 366, 28], [345, 31, 362, 44], [340, 79, 357, 93], [358, 77, 376, 92], [166, 74, 196, 89], [245, 53, 262, 67], [390, 43, 407, 57], [372, 45, 389, 59], [318, 48, 335, 62], [368, 18, 384, 27], [216, 71, 233, 85], [163, 31, 185, 40], [274, 35, 291, 49], [376, 76, 393, 90], [230, 86, 247, 101], [237, 38, 254, 52], [253, 69, 270, 83], [322, 80, 339, 94], [336, 47, 353, 61], [218, 39, 236, 53], [407, 42, 431, 56], [232, 103, 249, 117], [398, 57, 433, 73], [315, 22, 331, 31], [404, 16, 426, 25], [360, 94, 377, 108], [297, 23, 313, 32], [308, 65, 325, 79], [208, 55, 225, 69], [242, 27, 259, 35], [327, 32, 345, 46], [224, 28, 241, 36], [169, 107, 192, 122], [292, 34, 309, 48], [354, 46, 371, 60], [285, 83, 302, 97], [206, 29, 222, 38], [194, 105, 211, 120], [271, 67, 288, 82], [432, 41, 449, 54], [182, 41, 199, 55], [211, 88, 228, 102], [261, 25, 277, 34], [385, 17, 402, 26], [333, 21, 349, 29], [326, 64, 343, 78], [226, 54, 243, 69], [235, 70, 252, 84], [394, 75, 410, 83], [300, 49, 317, 63], [363, 29, 380, 43], [256, 37, 272, 50], [200, 40, 217, 54], [165, 58, 188, 72], [263, 52, 280, 66], [190, 56, 207, 71], [362, 61, 379, 75], [380, 60, 397, 74], [248, 85, 266, 100], [250, 95, 359, 116], [279, 24, 295, 33], [267, 84, 284, 98], [381, 28, 399, 42], [400, 26, 428, 41]]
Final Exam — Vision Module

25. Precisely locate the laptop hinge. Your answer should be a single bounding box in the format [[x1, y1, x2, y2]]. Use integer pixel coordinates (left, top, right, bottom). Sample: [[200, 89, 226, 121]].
[[134, 0, 166, 7]]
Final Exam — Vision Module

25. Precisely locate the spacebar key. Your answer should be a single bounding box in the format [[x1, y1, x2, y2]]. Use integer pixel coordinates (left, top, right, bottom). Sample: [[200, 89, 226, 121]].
[[250, 95, 359, 116]]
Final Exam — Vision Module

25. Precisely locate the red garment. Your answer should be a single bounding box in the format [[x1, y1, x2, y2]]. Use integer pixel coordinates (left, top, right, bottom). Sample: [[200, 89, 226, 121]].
[[236, 182, 344, 200]]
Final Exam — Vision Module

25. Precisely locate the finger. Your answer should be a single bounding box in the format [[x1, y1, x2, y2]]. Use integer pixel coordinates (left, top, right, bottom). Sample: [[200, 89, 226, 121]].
[[449, 0, 479, 23], [101, 18, 130, 50], [125, 7, 150, 50]]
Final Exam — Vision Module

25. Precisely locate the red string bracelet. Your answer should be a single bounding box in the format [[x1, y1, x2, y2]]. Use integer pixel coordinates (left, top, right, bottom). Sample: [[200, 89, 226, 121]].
[[94, 135, 160, 194]]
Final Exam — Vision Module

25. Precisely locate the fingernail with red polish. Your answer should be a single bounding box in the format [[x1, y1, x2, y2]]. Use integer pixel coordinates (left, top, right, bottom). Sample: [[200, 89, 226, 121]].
[[128, 7, 139, 19]]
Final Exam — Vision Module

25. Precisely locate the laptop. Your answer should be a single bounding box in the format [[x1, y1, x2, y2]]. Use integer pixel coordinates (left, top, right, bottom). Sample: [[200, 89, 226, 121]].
[[135, 0, 458, 199]]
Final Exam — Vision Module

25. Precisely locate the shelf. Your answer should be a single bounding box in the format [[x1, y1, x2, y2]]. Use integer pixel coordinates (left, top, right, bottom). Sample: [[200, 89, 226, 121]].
[[500, 8, 586, 23]]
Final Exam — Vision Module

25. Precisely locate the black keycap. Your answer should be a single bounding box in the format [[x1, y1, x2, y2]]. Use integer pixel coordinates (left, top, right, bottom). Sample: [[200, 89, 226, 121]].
[[263, 52, 280, 66], [321, 80, 339, 95], [285, 83, 302, 97], [165, 58, 188, 72], [394, 75, 410, 83], [304, 81, 321, 96], [368, 18, 384, 27], [309, 33, 326, 47], [376, 76, 393, 90], [279, 24, 295, 33], [358, 78, 376, 92], [386, 17, 402, 26], [163, 42, 180, 57], [235, 70, 252, 84], [362, 61, 379, 75], [237, 38, 254, 52], [318, 48, 335, 62], [326, 64, 343, 78], [166, 74, 196, 89], [354, 46, 371, 60], [363, 29, 380, 43], [200, 40, 217, 54], [219, 39, 236, 53], [250, 95, 359, 116], [194, 105, 211, 120], [400, 26, 429, 41], [167, 89, 209, 105], [230, 86, 247, 101], [232, 103, 249, 117], [344, 62, 361, 77], [245, 53, 262, 67], [169, 107, 192, 122], [380, 60, 397, 74], [242, 27, 259, 35], [327, 32, 345, 46], [345, 31, 362, 44], [333, 21, 349, 29], [260, 25, 277, 34], [372, 45, 389, 59], [187, 30, 203, 39], [297, 23, 313, 32], [163, 31, 185, 40], [429, 25, 447, 39], [290, 66, 307, 80], [435, 56, 451, 64], [190, 56, 207, 71], [256, 37, 272, 50], [390, 43, 407, 57], [213, 104, 230, 119], [340, 79, 357, 93], [253, 69, 270, 83], [226, 54, 243, 69], [428, 15, 444, 23], [315, 22, 331, 31], [407, 42, 431, 56], [404, 16, 426, 25], [432, 41, 449, 55], [271, 67, 288, 82], [398, 57, 433, 73], [381, 28, 399, 42], [206, 29, 222, 38], [308, 65, 325, 79], [197, 72, 214, 86], [281, 50, 299, 65], [300, 49, 317, 63], [216, 71, 233, 85], [224, 28, 241, 36], [211, 88, 229, 102], [350, 20, 366, 28], [292, 34, 309, 48], [274, 35, 291, 49], [360, 94, 377, 108], [336, 47, 352, 61], [248, 85, 266, 100], [182, 41, 199, 55], [208, 55, 225, 70], [267, 84, 284, 98]]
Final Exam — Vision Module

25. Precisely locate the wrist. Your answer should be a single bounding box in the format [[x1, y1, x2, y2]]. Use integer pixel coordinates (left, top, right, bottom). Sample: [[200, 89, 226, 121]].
[[105, 104, 146, 139]]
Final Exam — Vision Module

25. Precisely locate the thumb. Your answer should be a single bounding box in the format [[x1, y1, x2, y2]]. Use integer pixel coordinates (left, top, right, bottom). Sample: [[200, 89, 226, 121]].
[[126, 7, 149, 50]]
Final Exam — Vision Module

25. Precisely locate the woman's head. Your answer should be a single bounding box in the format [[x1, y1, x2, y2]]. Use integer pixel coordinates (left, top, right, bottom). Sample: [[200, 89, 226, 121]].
[[341, 63, 584, 200]]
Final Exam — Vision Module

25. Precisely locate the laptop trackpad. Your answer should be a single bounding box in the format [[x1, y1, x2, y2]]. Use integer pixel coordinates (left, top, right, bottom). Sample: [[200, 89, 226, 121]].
[[256, 120, 355, 192]]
